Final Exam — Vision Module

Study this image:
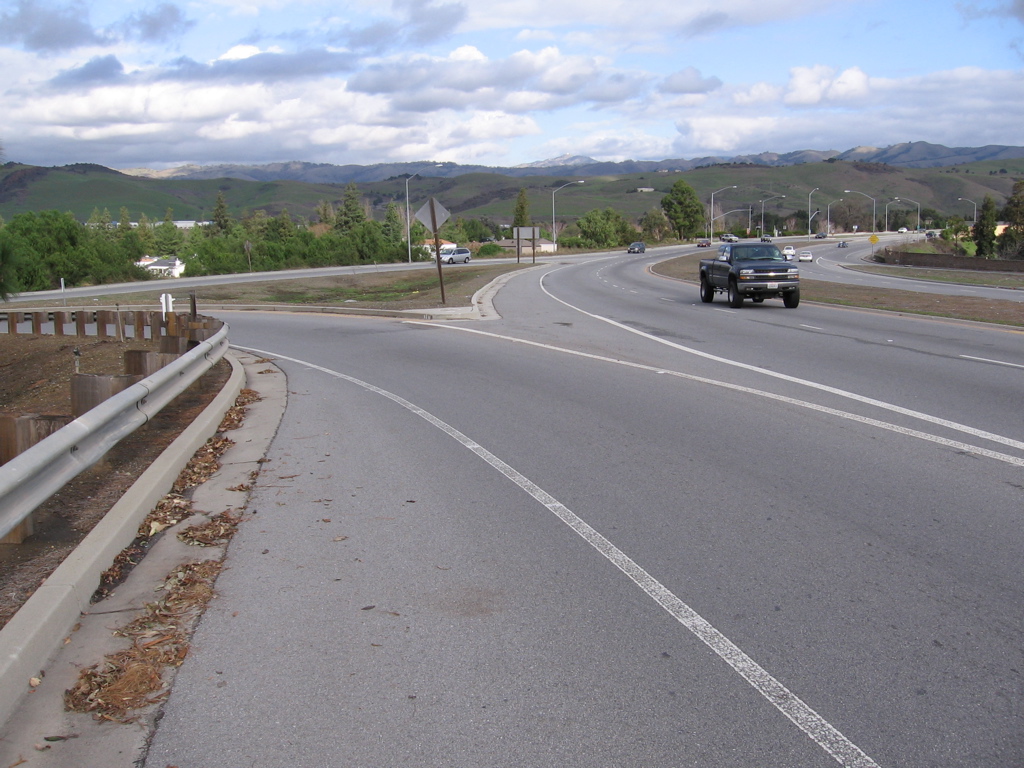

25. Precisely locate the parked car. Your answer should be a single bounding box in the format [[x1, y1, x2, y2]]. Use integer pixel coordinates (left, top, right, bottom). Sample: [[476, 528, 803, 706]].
[[697, 238, 712, 247], [628, 242, 646, 253], [782, 245, 796, 259], [441, 248, 472, 264], [798, 250, 813, 262], [837, 241, 849, 248]]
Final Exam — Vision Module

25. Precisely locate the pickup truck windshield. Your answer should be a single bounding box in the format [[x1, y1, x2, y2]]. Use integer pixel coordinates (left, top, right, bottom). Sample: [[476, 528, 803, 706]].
[[732, 246, 784, 261]]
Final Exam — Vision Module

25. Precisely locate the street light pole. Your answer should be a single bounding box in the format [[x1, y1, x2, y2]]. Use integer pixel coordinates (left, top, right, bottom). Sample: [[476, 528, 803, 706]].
[[958, 197, 977, 225], [709, 185, 737, 239], [759, 194, 785, 238], [405, 173, 419, 263], [552, 180, 584, 251], [897, 196, 922, 231], [845, 189, 877, 233], [885, 199, 898, 233], [808, 188, 819, 239], [826, 198, 842, 236]]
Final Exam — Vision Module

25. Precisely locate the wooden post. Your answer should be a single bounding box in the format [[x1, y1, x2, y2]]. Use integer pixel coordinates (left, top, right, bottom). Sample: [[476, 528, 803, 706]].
[[0, 414, 73, 543], [71, 373, 142, 417], [32, 313, 45, 334], [75, 311, 88, 337], [53, 311, 69, 336]]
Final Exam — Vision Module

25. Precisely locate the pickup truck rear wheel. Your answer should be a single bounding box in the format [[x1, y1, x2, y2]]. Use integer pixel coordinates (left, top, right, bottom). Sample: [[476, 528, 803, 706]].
[[727, 280, 743, 308], [783, 289, 800, 308], [699, 276, 714, 303]]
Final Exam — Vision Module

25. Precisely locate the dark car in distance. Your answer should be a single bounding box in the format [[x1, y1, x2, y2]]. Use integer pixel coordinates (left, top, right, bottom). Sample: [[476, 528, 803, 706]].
[[628, 242, 646, 253]]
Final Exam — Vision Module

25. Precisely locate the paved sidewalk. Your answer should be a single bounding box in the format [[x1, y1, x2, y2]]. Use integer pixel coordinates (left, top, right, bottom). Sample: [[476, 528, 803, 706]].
[[0, 350, 286, 768]]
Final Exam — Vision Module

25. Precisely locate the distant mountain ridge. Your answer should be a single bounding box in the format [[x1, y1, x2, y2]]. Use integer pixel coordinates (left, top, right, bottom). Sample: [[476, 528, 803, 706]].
[[115, 142, 1024, 185]]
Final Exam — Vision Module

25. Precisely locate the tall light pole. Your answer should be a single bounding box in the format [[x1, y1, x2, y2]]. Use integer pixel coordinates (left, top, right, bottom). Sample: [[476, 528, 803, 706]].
[[759, 195, 785, 237], [826, 198, 842, 236], [807, 188, 819, 239], [958, 197, 977, 224], [885, 199, 898, 233], [552, 180, 584, 251], [709, 185, 737, 238], [405, 173, 419, 263], [897, 196, 921, 231], [845, 189, 877, 233]]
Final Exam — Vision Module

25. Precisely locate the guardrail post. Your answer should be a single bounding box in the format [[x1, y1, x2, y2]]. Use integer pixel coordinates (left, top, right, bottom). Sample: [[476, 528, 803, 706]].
[[0, 414, 73, 543], [75, 311, 88, 337], [31, 313, 45, 334], [8, 312, 22, 335], [53, 311, 69, 337], [71, 374, 142, 418]]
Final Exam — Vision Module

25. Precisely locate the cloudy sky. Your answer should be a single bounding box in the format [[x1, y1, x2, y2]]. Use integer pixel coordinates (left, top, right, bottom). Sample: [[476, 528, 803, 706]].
[[1, 0, 1023, 169]]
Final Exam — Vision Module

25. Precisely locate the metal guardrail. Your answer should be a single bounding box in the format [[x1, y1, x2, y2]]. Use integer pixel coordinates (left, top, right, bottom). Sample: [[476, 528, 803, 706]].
[[0, 324, 230, 540]]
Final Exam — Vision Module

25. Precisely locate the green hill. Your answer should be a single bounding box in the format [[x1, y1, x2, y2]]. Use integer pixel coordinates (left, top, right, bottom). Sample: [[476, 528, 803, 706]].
[[2, 158, 1021, 227]]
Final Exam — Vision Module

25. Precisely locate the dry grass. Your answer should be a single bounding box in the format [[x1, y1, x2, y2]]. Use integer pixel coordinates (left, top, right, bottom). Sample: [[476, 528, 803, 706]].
[[651, 252, 1024, 327]]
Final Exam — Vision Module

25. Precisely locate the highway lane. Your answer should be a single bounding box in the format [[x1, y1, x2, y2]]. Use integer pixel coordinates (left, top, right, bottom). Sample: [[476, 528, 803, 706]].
[[145, 259, 1024, 768]]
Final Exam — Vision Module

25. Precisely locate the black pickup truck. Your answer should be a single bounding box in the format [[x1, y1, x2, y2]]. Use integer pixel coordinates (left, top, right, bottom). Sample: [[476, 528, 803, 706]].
[[699, 242, 800, 308]]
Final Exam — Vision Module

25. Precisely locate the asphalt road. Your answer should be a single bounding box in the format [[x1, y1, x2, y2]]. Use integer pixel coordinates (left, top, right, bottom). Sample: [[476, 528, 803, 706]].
[[143, 256, 1024, 768]]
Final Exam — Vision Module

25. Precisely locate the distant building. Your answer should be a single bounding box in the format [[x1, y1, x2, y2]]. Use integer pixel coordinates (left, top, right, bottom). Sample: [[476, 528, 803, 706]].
[[136, 257, 186, 277]]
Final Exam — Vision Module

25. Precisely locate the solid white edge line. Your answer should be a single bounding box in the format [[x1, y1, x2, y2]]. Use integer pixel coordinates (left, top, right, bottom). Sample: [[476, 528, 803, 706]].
[[959, 354, 1024, 370], [235, 343, 881, 768], [534, 265, 1024, 453], [410, 323, 1024, 468]]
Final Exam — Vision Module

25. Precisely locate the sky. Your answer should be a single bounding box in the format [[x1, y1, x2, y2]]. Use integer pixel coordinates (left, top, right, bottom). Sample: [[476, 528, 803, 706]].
[[1, 0, 1023, 170]]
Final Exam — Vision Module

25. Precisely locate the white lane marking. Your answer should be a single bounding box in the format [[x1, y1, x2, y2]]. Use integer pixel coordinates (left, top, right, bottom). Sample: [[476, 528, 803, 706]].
[[234, 343, 881, 768], [800, 324, 824, 331], [960, 355, 1024, 370], [536, 267, 1024, 453], [410, 323, 1024, 468]]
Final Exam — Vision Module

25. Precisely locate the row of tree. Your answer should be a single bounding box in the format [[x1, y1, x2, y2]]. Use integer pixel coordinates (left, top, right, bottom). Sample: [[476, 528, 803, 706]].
[[3, 177, 1024, 300]]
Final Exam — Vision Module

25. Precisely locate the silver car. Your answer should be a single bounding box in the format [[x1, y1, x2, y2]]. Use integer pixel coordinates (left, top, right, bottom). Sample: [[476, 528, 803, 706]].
[[441, 248, 472, 264]]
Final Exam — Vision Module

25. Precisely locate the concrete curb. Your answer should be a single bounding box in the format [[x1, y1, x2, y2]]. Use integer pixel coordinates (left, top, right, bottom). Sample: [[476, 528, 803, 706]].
[[0, 352, 245, 729]]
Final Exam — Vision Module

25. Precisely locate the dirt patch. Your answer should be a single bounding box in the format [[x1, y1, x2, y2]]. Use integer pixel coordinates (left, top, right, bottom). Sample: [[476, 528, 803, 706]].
[[0, 334, 230, 629]]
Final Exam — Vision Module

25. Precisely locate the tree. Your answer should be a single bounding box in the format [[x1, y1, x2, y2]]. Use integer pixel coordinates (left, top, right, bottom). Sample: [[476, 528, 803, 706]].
[[155, 208, 184, 256], [972, 196, 998, 257], [335, 183, 366, 234], [513, 188, 530, 228], [660, 180, 705, 239], [212, 192, 231, 233], [638, 208, 671, 242], [0, 233, 19, 300], [315, 200, 336, 227], [381, 202, 404, 246], [576, 208, 635, 248], [997, 180, 1024, 258]]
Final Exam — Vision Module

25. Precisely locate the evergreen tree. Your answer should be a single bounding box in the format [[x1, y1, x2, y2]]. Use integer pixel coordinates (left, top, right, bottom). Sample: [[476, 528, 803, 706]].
[[660, 180, 705, 239], [0, 233, 19, 300], [380, 202, 404, 245], [155, 208, 184, 256], [513, 188, 530, 228], [315, 200, 336, 227], [972, 196, 998, 257], [212, 192, 231, 233], [336, 183, 366, 233]]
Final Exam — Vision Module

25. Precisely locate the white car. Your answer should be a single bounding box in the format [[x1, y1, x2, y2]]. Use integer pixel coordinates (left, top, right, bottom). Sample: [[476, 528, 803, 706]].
[[782, 245, 796, 259], [798, 250, 813, 262], [441, 248, 472, 264]]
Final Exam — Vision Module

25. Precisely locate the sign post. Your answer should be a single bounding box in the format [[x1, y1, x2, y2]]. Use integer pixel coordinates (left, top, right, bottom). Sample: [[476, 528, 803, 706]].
[[415, 198, 451, 305]]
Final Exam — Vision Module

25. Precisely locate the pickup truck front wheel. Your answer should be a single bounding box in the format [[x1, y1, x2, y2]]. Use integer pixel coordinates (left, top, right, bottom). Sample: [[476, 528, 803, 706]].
[[727, 280, 743, 308], [699, 276, 714, 303], [783, 289, 800, 308]]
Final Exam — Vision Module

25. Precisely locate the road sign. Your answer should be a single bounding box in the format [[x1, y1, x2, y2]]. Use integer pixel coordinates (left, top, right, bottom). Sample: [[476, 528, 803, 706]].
[[415, 198, 450, 233], [869, 235, 879, 244]]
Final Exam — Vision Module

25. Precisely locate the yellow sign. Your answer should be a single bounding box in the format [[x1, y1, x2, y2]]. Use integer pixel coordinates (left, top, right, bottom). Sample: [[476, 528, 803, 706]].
[[869, 235, 879, 244]]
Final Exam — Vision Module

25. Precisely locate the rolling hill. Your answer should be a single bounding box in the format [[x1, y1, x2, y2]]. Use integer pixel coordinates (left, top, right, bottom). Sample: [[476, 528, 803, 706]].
[[2, 142, 1022, 227]]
